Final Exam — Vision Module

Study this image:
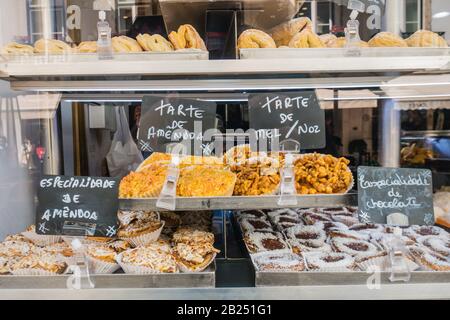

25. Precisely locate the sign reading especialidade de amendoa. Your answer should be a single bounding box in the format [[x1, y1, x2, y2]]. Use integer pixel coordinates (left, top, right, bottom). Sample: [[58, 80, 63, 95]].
[[36, 176, 119, 237], [138, 95, 217, 154], [248, 91, 325, 151], [357, 166, 434, 226]]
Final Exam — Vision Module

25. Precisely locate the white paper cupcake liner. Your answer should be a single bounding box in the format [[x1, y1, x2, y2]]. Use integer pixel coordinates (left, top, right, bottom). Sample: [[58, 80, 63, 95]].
[[86, 255, 120, 274], [357, 255, 389, 271], [177, 253, 216, 273], [115, 252, 160, 274], [21, 231, 62, 246], [120, 221, 165, 247]]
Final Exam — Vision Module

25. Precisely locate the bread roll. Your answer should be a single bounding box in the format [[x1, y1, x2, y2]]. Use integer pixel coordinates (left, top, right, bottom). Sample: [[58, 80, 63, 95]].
[[406, 30, 448, 48], [237, 29, 276, 49], [1, 42, 34, 55], [77, 41, 97, 53], [368, 32, 407, 47], [112, 36, 143, 53], [288, 29, 325, 48], [269, 17, 312, 47], [169, 24, 207, 51], [34, 39, 74, 54], [137, 34, 174, 52]]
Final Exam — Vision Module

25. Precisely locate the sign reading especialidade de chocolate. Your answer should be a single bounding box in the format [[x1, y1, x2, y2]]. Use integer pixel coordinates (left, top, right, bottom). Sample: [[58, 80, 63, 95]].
[[357, 166, 434, 226], [248, 91, 325, 151], [138, 95, 217, 154], [36, 176, 119, 237]]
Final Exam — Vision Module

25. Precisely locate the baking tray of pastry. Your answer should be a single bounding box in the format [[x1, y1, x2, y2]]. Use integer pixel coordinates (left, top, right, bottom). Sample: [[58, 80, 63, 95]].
[[1, 50, 209, 64], [239, 48, 450, 72], [120, 193, 358, 211], [0, 265, 216, 289]]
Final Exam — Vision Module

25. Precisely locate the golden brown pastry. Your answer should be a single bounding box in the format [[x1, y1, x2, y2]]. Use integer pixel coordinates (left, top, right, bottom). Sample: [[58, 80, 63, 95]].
[[269, 17, 312, 47], [368, 32, 407, 47], [1, 42, 34, 55], [237, 29, 277, 49], [177, 166, 236, 197], [77, 41, 97, 53], [136, 34, 174, 52], [169, 24, 207, 51], [112, 36, 143, 53], [119, 164, 168, 198], [288, 29, 326, 48], [319, 34, 338, 47], [34, 39, 74, 54], [406, 30, 448, 48], [327, 37, 369, 48]]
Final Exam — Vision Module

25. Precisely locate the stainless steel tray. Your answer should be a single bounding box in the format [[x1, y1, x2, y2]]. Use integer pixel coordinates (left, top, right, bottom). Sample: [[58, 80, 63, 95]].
[[120, 193, 357, 211], [0, 265, 215, 289], [255, 270, 450, 287]]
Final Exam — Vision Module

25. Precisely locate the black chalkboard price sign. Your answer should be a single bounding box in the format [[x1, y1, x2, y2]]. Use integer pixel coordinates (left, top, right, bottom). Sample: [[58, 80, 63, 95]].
[[138, 95, 217, 154], [36, 176, 119, 237], [248, 91, 325, 150], [357, 166, 435, 226]]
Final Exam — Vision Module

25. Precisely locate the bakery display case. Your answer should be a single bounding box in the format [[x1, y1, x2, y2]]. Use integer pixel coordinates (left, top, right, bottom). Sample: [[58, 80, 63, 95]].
[[0, 0, 450, 300]]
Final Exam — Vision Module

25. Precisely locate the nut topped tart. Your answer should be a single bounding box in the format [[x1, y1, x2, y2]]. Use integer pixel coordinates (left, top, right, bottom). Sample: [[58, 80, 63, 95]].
[[12, 252, 67, 275], [118, 219, 164, 238], [231, 156, 281, 196], [172, 242, 220, 272], [172, 228, 215, 246], [294, 153, 353, 194], [119, 164, 168, 198], [0, 240, 35, 258], [86, 245, 117, 264], [177, 166, 236, 197], [119, 247, 178, 273]]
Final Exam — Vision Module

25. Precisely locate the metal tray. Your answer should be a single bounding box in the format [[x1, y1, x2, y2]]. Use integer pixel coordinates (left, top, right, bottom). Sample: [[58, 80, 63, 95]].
[[120, 193, 357, 211], [254, 270, 450, 287], [0, 265, 215, 289]]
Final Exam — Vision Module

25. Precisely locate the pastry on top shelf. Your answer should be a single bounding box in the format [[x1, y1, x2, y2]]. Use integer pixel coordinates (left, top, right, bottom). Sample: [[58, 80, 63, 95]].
[[400, 143, 434, 165], [77, 41, 97, 53], [327, 37, 369, 48], [1, 42, 34, 55], [34, 39, 75, 54], [179, 156, 223, 169], [136, 34, 174, 52], [230, 156, 281, 196], [294, 153, 353, 194], [288, 29, 326, 48], [368, 32, 408, 47], [111, 36, 143, 53], [406, 30, 448, 48], [269, 17, 312, 47], [119, 164, 168, 198], [177, 165, 236, 197], [137, 152, 172, 171], [237, 29, 277, 49], [169, 24, 207, 51]]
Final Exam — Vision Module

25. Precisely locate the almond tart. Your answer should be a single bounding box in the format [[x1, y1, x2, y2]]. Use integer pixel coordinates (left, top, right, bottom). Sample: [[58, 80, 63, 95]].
[[21, 224, 62, 246], [86, 244, 120, 274], [172, 242, 220, 273], [177, 166, 236, 197], [12, 252, 67, 275], [118, 219, 165, 247], [117, 247, 178, 274], [119, 164, 168, 198], [137, 152, 172, 171], [172, 228, 215, 246]]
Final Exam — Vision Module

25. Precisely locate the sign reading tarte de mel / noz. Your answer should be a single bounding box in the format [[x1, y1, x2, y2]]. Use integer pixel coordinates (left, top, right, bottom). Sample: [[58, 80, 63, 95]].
[[357, 166, 434, 226], [138, 95, 217, 154], [36, 176, 119, 237], [248, 91, 325, 151]]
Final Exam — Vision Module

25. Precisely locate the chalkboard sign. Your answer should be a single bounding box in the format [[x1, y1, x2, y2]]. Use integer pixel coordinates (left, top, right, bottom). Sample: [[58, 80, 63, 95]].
[[248, 91, 325, 150], [357, 166, 435, 226], [36, 176, 119, 237], [138, 96, 217, 154]]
